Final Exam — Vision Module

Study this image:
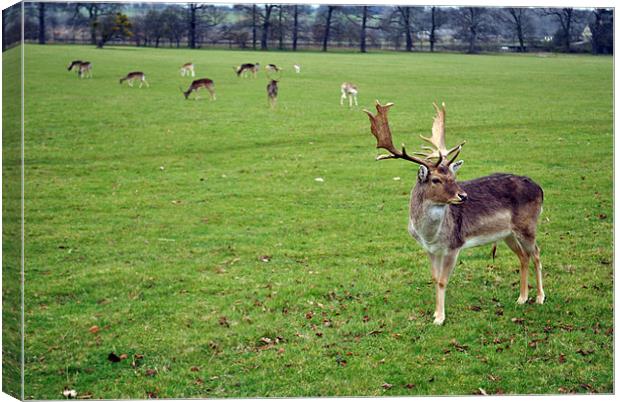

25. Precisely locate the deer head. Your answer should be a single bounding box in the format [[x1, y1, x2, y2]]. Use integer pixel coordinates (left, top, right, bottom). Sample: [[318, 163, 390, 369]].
[[364, 100, 468, 205]]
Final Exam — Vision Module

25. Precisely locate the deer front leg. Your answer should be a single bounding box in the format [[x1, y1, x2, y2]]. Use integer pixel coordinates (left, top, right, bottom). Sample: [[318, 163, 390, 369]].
[[354, 94, 358, 106], [340, 92, 345, 106], [434, 250, 459, 325]]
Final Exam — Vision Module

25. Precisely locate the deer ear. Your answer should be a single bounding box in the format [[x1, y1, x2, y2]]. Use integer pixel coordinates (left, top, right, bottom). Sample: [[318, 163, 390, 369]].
[[450, 160, 464, 173], [418, 165, 429, 182]]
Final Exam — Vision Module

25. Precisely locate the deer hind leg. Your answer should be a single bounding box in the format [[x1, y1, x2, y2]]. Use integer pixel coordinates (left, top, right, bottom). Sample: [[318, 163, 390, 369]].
[[505, 234, 531, 304], [433, 250, 459, 325], [142, 78, 149, 88], [353, 94, 358, 106], [208, 87, 216, 101], [532, 245, 544, 304]]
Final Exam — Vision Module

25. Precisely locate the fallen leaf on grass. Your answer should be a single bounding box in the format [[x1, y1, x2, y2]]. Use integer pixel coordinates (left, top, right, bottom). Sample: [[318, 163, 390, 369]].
[[579, 383, 595, 392], [405, 384, 415, 389], [487, 374, 501, 382], [194, 378, 204, 386], [259, 255, 271, 263], [576, 349, 594, 356], [511, 317, 524, 324], [469, 305, 482, 312], [145, 369, 157, 377], [381, 383, 393, 390], [107, 353, 121, 363], [77, 392, 93, 399], [305, 311, 314, 319], [146, 391, 158, 399], [559, 353, 566, 364], [477, 388, 488, 396], [190, 366, 200, 372], [119, 354, 128, 360], [362, 315, 370, 322], [450, 339, 469, 352], [558, 387, 571, 394], [88, 326, 100, 334], [218, 316, 230, 328]]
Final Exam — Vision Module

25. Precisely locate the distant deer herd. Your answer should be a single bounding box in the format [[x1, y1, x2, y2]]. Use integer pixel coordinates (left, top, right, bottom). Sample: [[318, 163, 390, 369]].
[[67, 59, 360, 109], [66, 56, 546, 326]]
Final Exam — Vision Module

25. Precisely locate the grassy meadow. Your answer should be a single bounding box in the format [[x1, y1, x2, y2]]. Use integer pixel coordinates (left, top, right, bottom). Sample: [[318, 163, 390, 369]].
[[15, 44, 613, 398]]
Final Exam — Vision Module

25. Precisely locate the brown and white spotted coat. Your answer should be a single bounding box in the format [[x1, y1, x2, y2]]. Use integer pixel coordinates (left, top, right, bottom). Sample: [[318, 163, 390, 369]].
[[340, 82, 358, 107], [181, 78, 216, 100], [180, 63, 195, 77], [120, 72, 149, 88], [365, 101, 545, 325], [68, 60, 92, 78]]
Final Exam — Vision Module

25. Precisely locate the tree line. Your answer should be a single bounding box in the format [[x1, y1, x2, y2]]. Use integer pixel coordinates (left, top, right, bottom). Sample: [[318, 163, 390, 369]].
[[3, 3, 613, 55]]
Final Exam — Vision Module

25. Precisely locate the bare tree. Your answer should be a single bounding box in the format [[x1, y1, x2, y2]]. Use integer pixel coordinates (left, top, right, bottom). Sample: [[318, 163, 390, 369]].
[[277, 6, 285, 50], [37, 2, 45, 44], [392, 7, 413, 51], [161, 6, 185, 48], [429, 6, 446, 52], [322, 6, 336, 52], [496, 8, 531, 52], [187, 3, 203, 48], [75, 3, 116, 46], [455, 7, 491, 54], [252, 4, 257, 49], [541, 8, 578, 52], [590, 8, 613, 54], [292, 5, 299, 51], [260, 4, 277, 50]]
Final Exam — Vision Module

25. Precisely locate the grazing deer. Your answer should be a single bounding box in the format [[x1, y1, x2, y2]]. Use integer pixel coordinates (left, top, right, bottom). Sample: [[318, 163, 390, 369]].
[[267, 79, 278, 108], [67, 60, 92, 78], [265, 63, 281, 73], [119, 72, 149, 88], [180, 78, 216, 100], [180, 62, 195, 77], [293, 64, 301, 74], [235, 63, 260, 78], [340, 82, 358, 107], [364, 101, 545, 325]]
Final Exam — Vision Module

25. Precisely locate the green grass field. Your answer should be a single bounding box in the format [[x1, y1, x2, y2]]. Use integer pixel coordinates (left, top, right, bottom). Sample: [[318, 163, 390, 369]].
[[13, 44, 613, 398]]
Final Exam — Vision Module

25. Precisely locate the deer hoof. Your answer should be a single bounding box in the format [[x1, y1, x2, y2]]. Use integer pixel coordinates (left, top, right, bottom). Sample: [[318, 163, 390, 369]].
[[516, 296, 528, 305], [536, 294, 545, 304], [433, 316, 445, 325]]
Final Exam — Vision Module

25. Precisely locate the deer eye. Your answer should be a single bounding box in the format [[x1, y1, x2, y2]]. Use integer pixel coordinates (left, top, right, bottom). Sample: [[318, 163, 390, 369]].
[[431, 178, 442, 185]]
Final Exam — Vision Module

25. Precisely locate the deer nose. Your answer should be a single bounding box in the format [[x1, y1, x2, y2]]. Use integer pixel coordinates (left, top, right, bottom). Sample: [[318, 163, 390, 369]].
[[458, 193, 468, 202]]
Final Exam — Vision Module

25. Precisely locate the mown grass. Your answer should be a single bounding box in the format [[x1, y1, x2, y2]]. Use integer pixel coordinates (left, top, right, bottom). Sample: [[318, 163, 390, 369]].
[[18, 44, 612, 398]]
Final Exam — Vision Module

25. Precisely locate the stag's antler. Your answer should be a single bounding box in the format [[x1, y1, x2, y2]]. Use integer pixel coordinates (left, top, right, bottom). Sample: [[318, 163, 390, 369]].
[[416, 102, 465, 166], [364, 100, 430, 166]]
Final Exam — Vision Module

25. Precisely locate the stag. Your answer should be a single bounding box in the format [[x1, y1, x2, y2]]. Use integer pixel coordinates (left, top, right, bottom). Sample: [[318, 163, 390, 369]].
[[340, 82, 358, 107], [235, 63, 260, 78], [180, 62, 195, 77], [180, 78, 216, 100], [67, 60, 92, 78], [364, 101, 545, 325], [119, 72, 149, 88], [267, 79, 278, 108]]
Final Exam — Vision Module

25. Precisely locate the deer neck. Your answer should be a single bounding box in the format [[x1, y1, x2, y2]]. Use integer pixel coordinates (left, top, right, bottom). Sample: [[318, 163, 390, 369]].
[[408, 184, 450, 252]]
